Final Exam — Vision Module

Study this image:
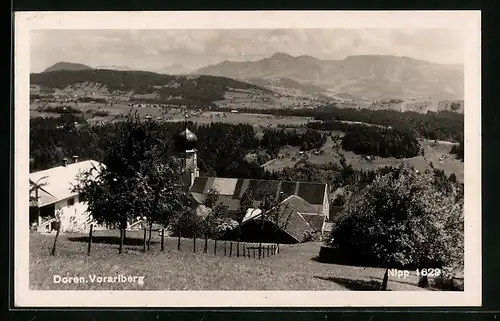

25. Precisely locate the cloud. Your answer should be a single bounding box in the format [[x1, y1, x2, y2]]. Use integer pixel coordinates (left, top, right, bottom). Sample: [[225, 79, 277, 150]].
[[30, 29, 464, 73]]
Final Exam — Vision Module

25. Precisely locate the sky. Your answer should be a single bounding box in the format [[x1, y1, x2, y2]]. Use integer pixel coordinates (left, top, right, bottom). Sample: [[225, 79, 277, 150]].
[[30, 29, 464, 73]]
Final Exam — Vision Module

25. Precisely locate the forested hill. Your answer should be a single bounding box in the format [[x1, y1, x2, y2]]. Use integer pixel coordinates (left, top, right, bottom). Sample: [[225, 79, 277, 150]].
[[30, 69, 273, 107], [42, 62, 94, 73]]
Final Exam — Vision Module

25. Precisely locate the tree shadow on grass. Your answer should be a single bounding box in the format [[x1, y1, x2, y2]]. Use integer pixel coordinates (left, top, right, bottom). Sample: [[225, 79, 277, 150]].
[[314, 276, 386, 291], [68, 236, 158, 246], [310, 255, 383, 269]]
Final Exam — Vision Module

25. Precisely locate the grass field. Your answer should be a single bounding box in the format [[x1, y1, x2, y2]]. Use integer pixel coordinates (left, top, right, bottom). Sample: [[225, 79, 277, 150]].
[[30, 231, 428, 291]]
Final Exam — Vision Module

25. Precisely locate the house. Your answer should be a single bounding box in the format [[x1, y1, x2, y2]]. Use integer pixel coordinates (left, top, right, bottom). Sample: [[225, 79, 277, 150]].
[[188, 177, 330, 243], [175, 125, 331, 243], [232, 201, 315, 244], [189, 177, 330, 220], [29, 157, 103, 233]]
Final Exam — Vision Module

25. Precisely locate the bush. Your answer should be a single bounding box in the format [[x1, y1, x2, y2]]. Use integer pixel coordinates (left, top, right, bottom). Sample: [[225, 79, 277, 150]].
[[92, 110, 110, 117], [431, 275, 464, 291], [450, 140, 464, 161], [302, 230, 321, 242]]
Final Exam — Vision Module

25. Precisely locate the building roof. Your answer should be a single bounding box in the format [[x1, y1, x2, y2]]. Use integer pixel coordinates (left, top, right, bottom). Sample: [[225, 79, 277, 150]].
[[178, 128, 198, 143], [190, 177, 328, 206], [29, 160, 102, 207], [301, 213, 325, 232], [240, 199, 314, 243], [280, 195, 322, 214]]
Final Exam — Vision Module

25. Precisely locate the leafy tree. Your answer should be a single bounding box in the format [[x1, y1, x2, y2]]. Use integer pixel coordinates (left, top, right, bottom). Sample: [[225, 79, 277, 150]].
[[450, 101, 461, 112], [200, 187, 223, 253], [170, 201, 195, 250], [237, 188, 254, 256], [327, 164, 463, 287], [73, 112, 185, 253], [256, 187, 283, 257], [29, 176, 50, 226], [139, 157, 186, 251], [450, 140, 464, 161], [266, 194, 294, 253]]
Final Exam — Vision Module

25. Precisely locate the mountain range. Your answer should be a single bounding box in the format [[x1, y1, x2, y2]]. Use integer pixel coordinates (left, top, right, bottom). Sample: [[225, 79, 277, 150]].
[[43, 62, 93, 73], [37, 53, 464, 110], [43, 61, 192, 76], [161, 63, 192, 75], [193, 53, 464, 101]]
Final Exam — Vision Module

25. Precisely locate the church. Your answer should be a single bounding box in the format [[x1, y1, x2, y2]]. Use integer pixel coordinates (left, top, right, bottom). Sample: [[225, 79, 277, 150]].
[[175, 124, 332, 244]]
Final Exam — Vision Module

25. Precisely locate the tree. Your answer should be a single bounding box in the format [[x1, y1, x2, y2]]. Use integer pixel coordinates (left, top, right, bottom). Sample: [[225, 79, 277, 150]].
[[73, 112, 183, 253], [256, 187, 283, 258], [327, 164, 464, 288], [139, 157, 187, 251], [208, 202, 230, 253], [29, 176, 50, 226], [450, 101, 460, 112], [266, 193, 294, 253], [237, 188, 254, 256], [199, 188, 221, 253]]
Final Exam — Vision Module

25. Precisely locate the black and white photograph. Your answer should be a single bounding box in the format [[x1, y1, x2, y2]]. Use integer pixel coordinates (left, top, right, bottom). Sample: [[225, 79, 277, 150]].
[[15, 11, 481, 307]]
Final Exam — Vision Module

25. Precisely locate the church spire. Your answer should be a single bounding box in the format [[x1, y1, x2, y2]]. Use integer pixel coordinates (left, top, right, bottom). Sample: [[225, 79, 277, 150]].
[[175, 112, 199, 188]]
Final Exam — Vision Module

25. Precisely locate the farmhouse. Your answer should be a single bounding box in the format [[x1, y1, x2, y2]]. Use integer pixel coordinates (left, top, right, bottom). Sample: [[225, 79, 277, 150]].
[[175, 126, 332, 243], [29, 157, 103, 233]]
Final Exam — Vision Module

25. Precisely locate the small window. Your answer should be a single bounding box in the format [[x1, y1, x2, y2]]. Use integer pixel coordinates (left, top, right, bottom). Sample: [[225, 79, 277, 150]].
[[67, 197, 75, 206]]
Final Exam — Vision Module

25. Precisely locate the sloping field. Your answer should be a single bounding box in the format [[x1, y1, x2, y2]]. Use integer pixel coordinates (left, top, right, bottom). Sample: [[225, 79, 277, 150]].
[[261, 135, 464, 183], [30, 231, 427, 291]]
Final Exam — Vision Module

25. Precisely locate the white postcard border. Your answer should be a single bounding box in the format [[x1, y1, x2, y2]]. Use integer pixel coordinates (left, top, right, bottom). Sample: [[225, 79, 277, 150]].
[[14, 10, 482, 307]]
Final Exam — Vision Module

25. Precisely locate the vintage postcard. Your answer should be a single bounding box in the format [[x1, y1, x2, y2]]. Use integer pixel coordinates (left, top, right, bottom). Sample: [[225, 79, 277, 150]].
[[14, 11, 481, 307]]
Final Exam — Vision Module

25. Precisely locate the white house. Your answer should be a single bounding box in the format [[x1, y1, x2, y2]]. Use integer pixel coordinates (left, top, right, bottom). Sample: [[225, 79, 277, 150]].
[[29, 157, 103, 233]]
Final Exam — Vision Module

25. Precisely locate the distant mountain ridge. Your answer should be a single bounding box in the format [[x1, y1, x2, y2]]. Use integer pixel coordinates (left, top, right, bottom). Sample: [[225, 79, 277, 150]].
[[30, 69, 276, 108], [193, 53, 464, 100], [162, 63, 192, 75], [43, 62, 93, 73], [95, 65, 133, 71]]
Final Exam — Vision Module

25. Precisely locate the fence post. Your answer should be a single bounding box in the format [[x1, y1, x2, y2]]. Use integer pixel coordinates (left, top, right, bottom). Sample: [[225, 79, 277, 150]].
[[160, 228, 165, 252], [253, 248, 255, 259], [51, 222, 60, 256], [87, 224, 93, 255], [381, 269, 389, 291], [229, 242, 233, 257], [193, 234, 196, 253], [243, 244, 246, 258], [214, 239, 217, 255], [224, 241, 227, 256], [142, 227, 147, 252]]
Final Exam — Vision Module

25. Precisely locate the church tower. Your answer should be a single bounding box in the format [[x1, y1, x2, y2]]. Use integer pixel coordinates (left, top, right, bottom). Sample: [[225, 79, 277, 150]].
[[174, 115, 199, 188]]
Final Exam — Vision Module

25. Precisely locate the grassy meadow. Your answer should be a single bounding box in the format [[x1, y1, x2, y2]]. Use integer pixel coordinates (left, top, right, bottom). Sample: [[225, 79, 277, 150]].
[[30, 231, 428, 291]]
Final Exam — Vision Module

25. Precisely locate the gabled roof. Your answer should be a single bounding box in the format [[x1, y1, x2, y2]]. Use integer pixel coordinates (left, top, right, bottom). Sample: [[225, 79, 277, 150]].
[[239, 199, 314, 243], [280, 195, 322, 214], [29, 160, 102, 207], [190, 177, 328, 205], [301, 214, 325, 232]]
